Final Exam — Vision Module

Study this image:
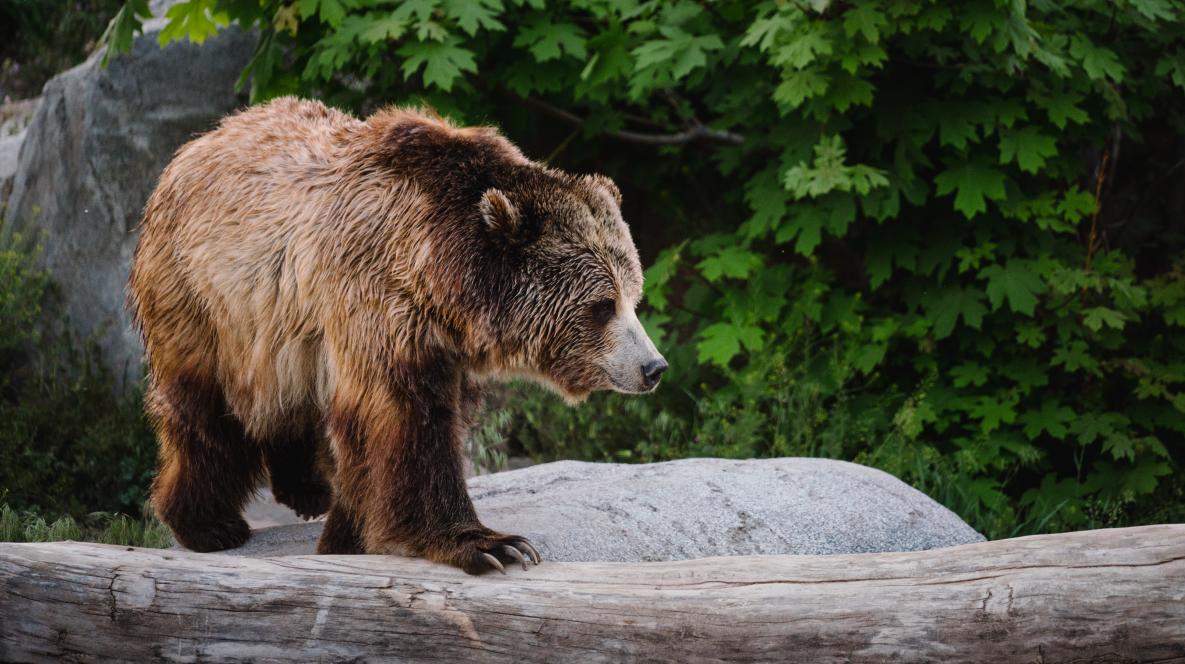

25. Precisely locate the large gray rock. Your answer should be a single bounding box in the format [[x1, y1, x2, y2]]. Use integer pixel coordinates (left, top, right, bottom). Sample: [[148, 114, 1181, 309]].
[[220, 458, 985, 561], [0, 98, 39, 203], [5, 9, 253, 385], [0, 130, 25, 203]]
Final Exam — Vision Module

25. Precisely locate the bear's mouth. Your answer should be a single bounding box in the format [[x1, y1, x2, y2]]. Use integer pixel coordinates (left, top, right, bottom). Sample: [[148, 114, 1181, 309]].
[[600, 367, 658, 394]]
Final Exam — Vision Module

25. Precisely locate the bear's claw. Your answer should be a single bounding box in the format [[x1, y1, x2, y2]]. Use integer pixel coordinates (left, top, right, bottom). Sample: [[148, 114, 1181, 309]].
[[501, 544, 528, 570], [464, 534, 542, 574], [481, 552, 505, 574]]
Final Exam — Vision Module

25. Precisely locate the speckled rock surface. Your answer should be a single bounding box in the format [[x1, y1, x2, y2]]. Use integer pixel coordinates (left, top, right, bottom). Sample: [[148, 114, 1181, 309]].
[[216, 458, 984, 561], [5, 3, 253, 386]]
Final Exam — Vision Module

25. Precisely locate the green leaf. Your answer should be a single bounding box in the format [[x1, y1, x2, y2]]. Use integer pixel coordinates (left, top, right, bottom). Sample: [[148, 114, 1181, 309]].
[[937, 107, 980, 150], [1052, 340, 1101, 375], [783, 136, 888, 199], [359, 13, 409, 43], [444, 0, 504, 36], [100, 0, 152, 67], [826, 73, 875, 112], [773, 69, 829, 111], [396, 36, 478, 91], [742, 167, 787, 239], [969, 395, 1018, 434], [514, 19, 587, 62], [632, 27, 723, 82], [959, 2, 1004, 44], [643, 242, 684, 311], [159, 0, 227, 45], [697, 246, 763, 282], [391, 0, 437, 23], [842, 5, 886, 42], [1071, 412, 1129, 446], [1156, 54, 1185, 91], [1016, 323, 1045, 348], [638, 311, 670, 349], [854, 343, 888, 374], [967, 477, 1010, 511], [1001, 360, 1049, 393], [579, 26, 632, 89], [1122, 458, 1172, 494], [951, 362, 989, 388], [979, 260, 1046, 316], [1129, 0, 1176, 20], [1082, 307, 1126, 332], [934, 161, 1007, 218], [697, 325, 738, 366], [1019, 400, 1075, 440], [697, 322, 763, 366], [771, 22, 832, 69], [923, 287, 988, 339], [740, 14, 785, 52], [778, 205, 826, 255], [999, 128, 1057, 174], [1069, 35, 1126, 82], [299, 0, 346, 28], [1034, 90, 1089, 129]]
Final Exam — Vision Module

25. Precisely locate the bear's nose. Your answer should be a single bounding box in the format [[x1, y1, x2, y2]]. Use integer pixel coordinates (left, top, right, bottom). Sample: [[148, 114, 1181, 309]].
[[641, 358, 668, 388]]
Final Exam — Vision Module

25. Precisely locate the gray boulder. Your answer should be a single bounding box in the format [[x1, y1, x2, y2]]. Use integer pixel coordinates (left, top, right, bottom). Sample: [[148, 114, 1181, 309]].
[[5, 9, 254, 385], [0, 131, 25, 203], [221, 457, 985, 561], [0, 98, 39, 203]]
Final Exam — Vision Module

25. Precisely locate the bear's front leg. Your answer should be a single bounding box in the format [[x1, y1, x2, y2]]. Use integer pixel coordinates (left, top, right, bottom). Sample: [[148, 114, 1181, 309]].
[[325, 358, 540, 574]]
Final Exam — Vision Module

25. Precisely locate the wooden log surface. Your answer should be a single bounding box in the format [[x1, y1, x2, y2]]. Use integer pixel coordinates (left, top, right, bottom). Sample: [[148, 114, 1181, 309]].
[[1, 525, 1183, 663]]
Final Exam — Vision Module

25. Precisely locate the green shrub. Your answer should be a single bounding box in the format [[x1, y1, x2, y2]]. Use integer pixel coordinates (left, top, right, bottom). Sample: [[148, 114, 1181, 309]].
[[0, 225, 157, 518], [109, 0, 1185, 539], [0, 502, 171, 547]]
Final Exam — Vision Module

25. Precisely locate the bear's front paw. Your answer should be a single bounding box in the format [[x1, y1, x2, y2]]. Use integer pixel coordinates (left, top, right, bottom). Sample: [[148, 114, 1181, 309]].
[[441, 531, 542, 575]]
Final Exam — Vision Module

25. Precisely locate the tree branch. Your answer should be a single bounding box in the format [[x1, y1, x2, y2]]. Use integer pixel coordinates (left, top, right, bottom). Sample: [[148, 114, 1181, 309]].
[[513, 94, 745, 147]]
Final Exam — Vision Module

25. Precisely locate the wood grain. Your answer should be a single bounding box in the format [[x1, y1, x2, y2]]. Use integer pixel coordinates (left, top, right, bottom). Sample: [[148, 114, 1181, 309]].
[[2, 525, 1184, 663]]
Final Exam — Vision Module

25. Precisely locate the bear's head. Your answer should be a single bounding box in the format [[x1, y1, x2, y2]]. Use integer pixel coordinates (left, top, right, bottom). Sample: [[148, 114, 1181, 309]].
[[474, 170, 667, 403]]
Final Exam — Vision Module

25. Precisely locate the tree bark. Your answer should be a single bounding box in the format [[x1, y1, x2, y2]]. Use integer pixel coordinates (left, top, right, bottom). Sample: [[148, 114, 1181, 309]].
[[2, 525, 1183, 663]]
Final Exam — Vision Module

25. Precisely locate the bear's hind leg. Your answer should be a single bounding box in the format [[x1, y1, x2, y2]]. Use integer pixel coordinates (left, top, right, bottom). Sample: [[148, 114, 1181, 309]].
[[316, 502, 365, 554], [149, 374, 264, 552], [267, 426, 332, 520]]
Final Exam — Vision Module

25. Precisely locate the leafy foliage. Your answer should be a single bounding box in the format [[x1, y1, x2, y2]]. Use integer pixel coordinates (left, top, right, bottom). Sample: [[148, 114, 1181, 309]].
[[109, 0, 1185, 538], [0, 0, 124, 99]]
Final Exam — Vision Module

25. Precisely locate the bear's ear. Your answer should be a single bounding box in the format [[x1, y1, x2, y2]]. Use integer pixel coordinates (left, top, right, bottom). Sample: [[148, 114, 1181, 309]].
[[479, 188, 521, 237], [586, 174, 622, 207]]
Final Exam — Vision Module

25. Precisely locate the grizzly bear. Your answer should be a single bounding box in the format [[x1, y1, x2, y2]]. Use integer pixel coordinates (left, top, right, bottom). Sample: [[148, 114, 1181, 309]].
[[127, 97, 667, 574]]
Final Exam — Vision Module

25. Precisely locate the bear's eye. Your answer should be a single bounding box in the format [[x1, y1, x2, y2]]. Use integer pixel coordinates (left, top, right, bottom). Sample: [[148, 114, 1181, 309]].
[[588, 298, 617, 327]]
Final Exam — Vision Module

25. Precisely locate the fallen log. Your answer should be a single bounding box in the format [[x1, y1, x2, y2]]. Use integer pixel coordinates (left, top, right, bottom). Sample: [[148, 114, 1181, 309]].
[[1, 525, 1183, 663]]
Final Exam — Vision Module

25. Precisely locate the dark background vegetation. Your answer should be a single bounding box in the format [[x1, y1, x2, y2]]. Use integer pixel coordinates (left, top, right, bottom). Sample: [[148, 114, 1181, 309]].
[[0, 0, 125, 100], [3, 0, 1184, 541]]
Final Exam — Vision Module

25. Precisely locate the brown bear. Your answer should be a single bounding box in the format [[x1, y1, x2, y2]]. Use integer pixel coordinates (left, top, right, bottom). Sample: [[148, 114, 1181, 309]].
[[127, 97, 667, 574]]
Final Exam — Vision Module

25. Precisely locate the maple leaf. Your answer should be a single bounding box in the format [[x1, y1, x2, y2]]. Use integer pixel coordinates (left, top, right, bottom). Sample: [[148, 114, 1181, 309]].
[[1019, 400, 1075, 440], [923, 287, 987, 339], [999, 127, 1058, 174], [397, 36, 477, 91], [514, 18, 587, 62], [979, 259, 1046, 315], [934, 161, 1007, 218]]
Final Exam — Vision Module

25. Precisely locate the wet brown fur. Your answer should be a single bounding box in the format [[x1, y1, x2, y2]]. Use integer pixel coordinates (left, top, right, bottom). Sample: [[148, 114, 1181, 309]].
[[128, 97, 642, 572]]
